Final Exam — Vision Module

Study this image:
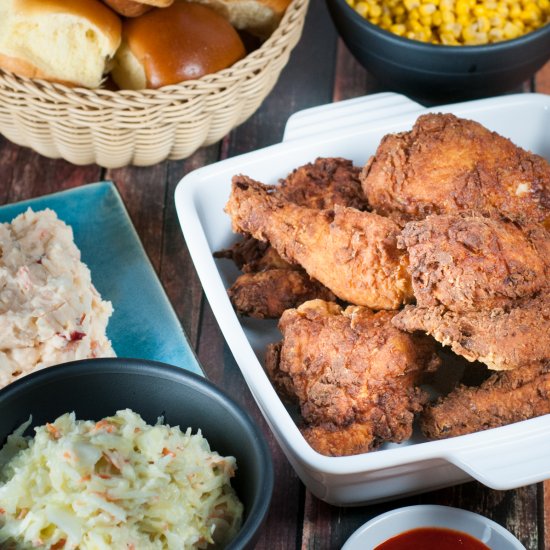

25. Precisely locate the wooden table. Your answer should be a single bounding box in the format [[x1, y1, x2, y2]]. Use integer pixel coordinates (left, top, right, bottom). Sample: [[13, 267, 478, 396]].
[[0, 1, 549, 547]]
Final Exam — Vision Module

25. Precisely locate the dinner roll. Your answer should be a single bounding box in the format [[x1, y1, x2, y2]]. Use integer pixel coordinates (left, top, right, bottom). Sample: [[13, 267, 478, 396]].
[[0, 0, 121, 88], [190, 0, 293, 38], [102, 0, 174, 17], [111, 1, 246, 90]]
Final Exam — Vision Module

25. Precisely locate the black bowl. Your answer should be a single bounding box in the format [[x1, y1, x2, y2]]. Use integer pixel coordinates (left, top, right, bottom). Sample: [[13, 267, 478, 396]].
[[326, 0, 550, 102], [0, 358, 273, 550]]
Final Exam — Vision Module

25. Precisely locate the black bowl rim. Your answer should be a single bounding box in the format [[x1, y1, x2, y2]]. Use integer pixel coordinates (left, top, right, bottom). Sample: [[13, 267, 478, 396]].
[[329, 0, 550, 52], [0, 357, 274, 550]]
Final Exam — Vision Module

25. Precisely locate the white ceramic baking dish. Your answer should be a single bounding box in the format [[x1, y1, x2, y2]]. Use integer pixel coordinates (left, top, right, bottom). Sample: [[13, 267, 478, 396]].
[[175, 92, 550, 506]]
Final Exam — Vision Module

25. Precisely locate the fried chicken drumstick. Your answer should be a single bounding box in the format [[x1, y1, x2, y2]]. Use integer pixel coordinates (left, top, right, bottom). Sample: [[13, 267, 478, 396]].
[[265, 299, 440, 456], [361, 113, 550, 225], [421, 362, 550, 439], [216, 158, 366, 318], [225, 175, 412, 310]]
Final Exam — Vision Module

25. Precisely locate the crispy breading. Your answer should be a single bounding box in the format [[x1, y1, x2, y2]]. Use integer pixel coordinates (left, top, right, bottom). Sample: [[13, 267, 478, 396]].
[[216, 157, 367, 317], [265, 300, 440, 456], [227, 269, 336, 319], [421, 362, 550, 439], [392, 293, 550, 370], [225, 176, 413, 310], [399, 212, 550, 312], [278, 157, 367, 211], [360, 113, 550, 225]]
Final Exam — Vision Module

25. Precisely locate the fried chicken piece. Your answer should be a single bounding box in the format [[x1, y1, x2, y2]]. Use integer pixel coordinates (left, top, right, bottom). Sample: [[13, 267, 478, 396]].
[[278, 157, 368, 210], [216, 236, 336, 319], [361, 113, 550, 225], [216, 158, 367, 317], [392, 293, 550, 371], [399, 212, 550, 312], [421, 362, 550, 439], [214, 236, 276, 271], [225, 176, 413, 310], [227, 269, 336, 319], [265, 299, 441, 456], [214, 236, 293, 272], [215, 236, 336, 318]]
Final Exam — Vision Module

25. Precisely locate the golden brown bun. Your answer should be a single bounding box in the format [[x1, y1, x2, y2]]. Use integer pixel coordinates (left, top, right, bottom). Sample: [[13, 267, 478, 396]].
[[111, 1, 246, 89], [0, 0, 121, 88], [102, 0, 174, 17], [189, 0, 292, 38]]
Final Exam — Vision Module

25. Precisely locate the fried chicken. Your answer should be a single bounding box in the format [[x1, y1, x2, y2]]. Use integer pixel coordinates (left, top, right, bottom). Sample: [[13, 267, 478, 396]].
[[421, 362, 550, 439], [225, 176, 413, 310], [214, 236, 282, 271], [265, 299, 441, 456], [227, 269, 336, 319], [399, 212, 550, 312], [361, 113, 550, 225], [392, 293, 550, 371], [216, 157, 367, 317], [278, 157, 367, 211], [393, 211, 550, 370]]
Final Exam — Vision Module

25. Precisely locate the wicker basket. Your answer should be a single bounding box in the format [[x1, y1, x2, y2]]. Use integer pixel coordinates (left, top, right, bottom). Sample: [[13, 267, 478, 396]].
[[0, 0, 308, 168]]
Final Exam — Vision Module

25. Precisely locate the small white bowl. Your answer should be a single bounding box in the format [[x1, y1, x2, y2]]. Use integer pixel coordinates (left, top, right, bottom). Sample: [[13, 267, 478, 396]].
[[342, 505, 525, 550]]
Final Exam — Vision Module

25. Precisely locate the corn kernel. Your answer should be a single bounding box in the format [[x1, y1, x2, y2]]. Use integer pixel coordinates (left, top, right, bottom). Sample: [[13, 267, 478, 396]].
[[390, 23, 407, 34], [441, 32, 460, 43], [503, 20, 522, 36], [432, 11, 443, 23], [351, 0, 548, 45]]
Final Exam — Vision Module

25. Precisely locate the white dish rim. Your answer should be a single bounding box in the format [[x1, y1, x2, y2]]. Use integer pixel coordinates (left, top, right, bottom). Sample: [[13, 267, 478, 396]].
[[341, 504, 526, 549]]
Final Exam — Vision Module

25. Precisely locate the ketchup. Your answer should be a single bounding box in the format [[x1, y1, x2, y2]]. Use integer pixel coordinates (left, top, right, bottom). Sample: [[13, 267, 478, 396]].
[[374, 527, 490, 549]]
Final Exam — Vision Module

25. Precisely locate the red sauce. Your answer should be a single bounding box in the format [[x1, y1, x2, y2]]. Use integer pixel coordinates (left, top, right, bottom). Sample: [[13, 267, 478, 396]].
[[374, 527, 490, 549]]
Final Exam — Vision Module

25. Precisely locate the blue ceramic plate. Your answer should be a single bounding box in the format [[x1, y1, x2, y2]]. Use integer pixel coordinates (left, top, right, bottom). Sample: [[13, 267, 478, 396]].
[[0, 182, 203, 376]]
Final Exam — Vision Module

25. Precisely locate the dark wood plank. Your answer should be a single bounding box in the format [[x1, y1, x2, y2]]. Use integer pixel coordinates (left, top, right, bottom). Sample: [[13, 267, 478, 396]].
[[225, 0, 339, 156], [162, 147, 222, 350], [332, 38, 383, 101], [0, 137, 102, 204], [535, 60, 550, 93]]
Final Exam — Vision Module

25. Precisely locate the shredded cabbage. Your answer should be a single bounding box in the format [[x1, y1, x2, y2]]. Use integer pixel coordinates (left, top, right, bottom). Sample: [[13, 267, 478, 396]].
[[0, 409, 243, 549]]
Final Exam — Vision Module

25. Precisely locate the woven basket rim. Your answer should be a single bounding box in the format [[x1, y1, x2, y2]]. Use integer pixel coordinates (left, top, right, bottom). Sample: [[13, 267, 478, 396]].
[[0, 0, 308, 104]]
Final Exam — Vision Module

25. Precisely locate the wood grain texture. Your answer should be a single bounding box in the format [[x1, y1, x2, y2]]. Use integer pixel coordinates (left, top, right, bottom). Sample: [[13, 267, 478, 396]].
[[0, 7, 548, 548]]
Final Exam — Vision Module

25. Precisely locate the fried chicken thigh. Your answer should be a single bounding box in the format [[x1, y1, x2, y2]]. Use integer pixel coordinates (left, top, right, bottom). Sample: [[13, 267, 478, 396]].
[[265, 300, 440, 456], [399, 212, 550, 312], [225, 176, 413, 310], [393, 211, 550, 370], [361, 113, 550, 225], [421, 362, 550, 439]]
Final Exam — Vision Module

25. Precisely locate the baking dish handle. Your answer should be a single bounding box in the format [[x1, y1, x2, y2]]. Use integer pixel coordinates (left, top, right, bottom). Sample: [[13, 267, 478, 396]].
[[444, 416, 550, 490], [282, 92, 425, 142]]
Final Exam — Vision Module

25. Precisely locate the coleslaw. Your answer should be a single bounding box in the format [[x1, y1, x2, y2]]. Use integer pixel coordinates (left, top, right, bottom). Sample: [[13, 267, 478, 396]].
[[0, 409, 243, 549]]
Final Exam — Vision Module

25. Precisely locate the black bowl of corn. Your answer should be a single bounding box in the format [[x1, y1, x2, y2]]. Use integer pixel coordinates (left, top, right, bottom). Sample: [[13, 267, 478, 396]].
[[326, 0, 550, 101]]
